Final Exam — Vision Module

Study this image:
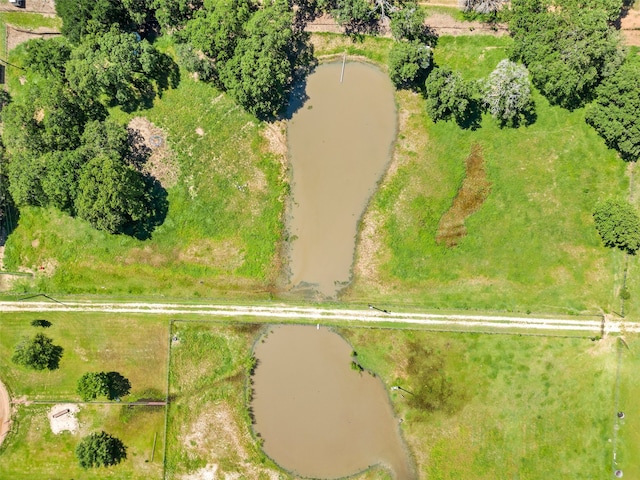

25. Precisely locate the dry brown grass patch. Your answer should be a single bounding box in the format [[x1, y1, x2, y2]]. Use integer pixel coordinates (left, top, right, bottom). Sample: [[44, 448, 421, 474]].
[[436, 143, 491, 247], [128, 117, 180, 188]]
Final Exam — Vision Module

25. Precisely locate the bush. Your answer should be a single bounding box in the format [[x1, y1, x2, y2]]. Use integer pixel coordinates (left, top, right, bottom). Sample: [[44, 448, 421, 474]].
[[12, 333, 63, 370], [76, 431, 127, 468], [593, 199, 640, 254], [77, 371, 132, 401], [388, 40, 432, 90]]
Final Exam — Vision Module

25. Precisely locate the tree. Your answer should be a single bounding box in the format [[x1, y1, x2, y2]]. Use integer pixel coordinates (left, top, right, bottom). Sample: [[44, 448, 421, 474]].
[[77, 371, 131, 401], [585, 55, 640, 162], [153, 0, 204, 30], [66, 27, 168, 112], [77, 372, 110, 401], [459, 0, 505, 14], [388, 40, 432, 89], [593, 199, 640, 254], [390, 2, 430, 42], [482, 59, 534, 127], [12, 333, 63, 370], [75, 154, 149, 234], [424, 66, 475, 124], [24, 37, 72, 78], [181, 0, 255, 66], [41, 150, 84, 213], [6, 152, 48, 207], [76, 431, 127, 468], [56, 0, 134, 43], [220, 0, 314, 118], [332, 0, 377, 32]]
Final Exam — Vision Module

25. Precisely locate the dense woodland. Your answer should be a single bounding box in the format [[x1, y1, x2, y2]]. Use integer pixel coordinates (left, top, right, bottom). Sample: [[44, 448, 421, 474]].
[[0, 0, 637, 247]]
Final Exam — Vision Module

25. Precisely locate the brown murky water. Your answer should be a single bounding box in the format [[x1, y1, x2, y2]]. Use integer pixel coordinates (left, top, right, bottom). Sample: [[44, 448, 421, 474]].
[[287, 62, 396, 297], [251, 325, 415, 479]]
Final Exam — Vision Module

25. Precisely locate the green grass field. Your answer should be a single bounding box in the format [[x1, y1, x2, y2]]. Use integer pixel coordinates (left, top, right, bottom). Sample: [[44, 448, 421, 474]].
[[1, 315, 636, 479], [0, 312, 169, 400], [0, 403, 164, 479], [2, 39, 287, 299], [339, 327, 625, 479], [312, 34, 631, 317]]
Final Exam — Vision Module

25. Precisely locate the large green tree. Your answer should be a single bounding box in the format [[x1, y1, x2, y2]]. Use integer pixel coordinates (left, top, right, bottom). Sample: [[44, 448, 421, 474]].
[[75, 154, 148, 234], [12, 333, 64, 370], [76, 431, 127, 468], [593, 199, 640, 254], [389, 2, 429, 42], [585, 55, 640, 162], [77, 371, 131, 401], [66, 27, 169, 112]]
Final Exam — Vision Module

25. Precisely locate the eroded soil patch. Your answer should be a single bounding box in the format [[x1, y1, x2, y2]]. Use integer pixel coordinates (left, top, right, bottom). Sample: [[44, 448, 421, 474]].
[[128, 117, 180, 188], [436, 143, 491, 247]]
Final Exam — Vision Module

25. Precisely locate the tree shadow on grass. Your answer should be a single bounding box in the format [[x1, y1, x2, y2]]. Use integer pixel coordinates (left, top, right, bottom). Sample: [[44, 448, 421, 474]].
[[455, 99, 483, 131]]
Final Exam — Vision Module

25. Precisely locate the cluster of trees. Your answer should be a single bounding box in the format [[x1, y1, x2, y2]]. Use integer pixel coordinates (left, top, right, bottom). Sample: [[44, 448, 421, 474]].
[[1, 32, 171, 236], [509, 0, 624, 110], [508, 0, 639, 162], [77, 371, 132, 401], [171, 0, 315, 118]]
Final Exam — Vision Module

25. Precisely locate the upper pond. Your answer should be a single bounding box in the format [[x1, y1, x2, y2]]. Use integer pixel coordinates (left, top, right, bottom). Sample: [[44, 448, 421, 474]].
[[251, 325, 415, 479], [286, 61, 396, 298]]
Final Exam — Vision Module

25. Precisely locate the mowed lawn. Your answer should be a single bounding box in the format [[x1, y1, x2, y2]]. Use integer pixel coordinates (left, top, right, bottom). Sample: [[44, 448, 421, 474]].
[[339, 327, 622, 479], [330, 35, 630, 315], [0, 403, 164, 479], [2, 41, 287, 298], [0, 312, 169, 399]]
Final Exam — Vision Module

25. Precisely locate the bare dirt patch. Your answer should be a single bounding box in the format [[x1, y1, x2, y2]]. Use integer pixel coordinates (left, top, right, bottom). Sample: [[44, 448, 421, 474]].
[[128, 117, 180, 188], [621, 7, 640, 46], [48, 404, 80, 435], [436, 143, 491, 247], [6, 24, 59, 53], [0, 0, 56, 14], [304, 10, 507, 37]]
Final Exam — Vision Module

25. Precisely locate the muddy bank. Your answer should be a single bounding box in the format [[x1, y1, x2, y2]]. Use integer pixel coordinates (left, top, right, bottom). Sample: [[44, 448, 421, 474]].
[[286, 61, 396, 297], [251, 325, 415, 479]]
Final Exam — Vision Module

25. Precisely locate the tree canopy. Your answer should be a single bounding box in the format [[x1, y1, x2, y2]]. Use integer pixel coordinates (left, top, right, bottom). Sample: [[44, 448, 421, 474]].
[[424, 67, 476, 125], [585, 55, 640, 162], [12, 333, 63, 370], [482, 59, 534, 127], [390, 2, 430, 42], [77, 371, 131, 401], [56, 0, 135, 44], [75, 154, 149, 234], [509, 0, 623, 109], [593, 199, 640, 254], [76, 431, 127, 468], [388, 40, 432, 89]]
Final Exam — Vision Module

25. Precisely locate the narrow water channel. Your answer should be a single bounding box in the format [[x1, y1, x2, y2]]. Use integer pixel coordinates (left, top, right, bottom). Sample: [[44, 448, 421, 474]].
[[287, 61, 396, 298], [251, 325, 415, 479]]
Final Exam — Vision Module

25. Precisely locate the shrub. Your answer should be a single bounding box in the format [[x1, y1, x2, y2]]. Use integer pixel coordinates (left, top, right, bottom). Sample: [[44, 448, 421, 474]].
[[388, 40, 432, 89], [482, 59, 534, 127]]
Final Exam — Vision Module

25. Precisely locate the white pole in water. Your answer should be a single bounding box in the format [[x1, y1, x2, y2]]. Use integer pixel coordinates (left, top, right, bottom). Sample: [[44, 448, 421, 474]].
[[340, 53, 346, 83]]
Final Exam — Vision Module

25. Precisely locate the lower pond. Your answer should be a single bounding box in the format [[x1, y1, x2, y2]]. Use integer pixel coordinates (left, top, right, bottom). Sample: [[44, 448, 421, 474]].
[[286, 61, 396, 298], [251, 325, 415, 479]]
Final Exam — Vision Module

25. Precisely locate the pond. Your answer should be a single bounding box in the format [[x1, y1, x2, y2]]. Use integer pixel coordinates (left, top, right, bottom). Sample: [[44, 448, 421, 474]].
[[251, 325, 415, 479], [286, 61, 396, 298]]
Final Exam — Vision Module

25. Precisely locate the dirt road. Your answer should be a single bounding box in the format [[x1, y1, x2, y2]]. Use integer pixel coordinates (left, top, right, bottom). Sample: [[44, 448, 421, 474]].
[[0, 300, 636, 334], [0, 379, 10, 449]]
